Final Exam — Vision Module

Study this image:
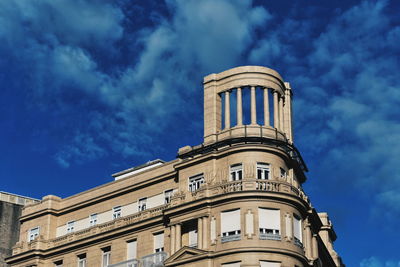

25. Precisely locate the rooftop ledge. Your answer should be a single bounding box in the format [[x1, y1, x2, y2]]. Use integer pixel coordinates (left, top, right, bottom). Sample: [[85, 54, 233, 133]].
[[178, 125, 308, 178]]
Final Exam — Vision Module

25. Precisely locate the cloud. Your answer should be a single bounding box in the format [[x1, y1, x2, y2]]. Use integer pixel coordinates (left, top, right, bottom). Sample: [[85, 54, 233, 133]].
[[0, 0, 272, 167], [360, 256, 400, 267], [284, 0, 400, 223]]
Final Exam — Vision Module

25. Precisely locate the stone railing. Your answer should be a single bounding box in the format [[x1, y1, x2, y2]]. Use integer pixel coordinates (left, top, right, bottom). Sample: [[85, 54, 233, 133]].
[[13, 179, 308, 255], [185, 179, 308, 204]]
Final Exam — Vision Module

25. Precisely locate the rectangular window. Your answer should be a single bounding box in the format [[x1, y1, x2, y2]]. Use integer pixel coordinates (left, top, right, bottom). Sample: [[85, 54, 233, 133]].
[[54, 260, 63, 267], [113, 206, 122, 219], [221, 262, 241, 267], [257, 163, 270, 180], [221, 209, 241, 242], [293, 215, 302, 246], [89, 214, 98, 226], [28, 227, 40, 242], [164, 189, 173, 204], [259, 208, 281, 240], [77, 254, 86, 267], [189, 229, 198, 247], [67, 221, 75, 233], [153, 232, 164, 253], [280, 168, 287, 179], [188, 174, 205, 192], [127, 240, 137, 260], [102, 247, 111, 267], [138, 198, 147, 211], [260, 261, 280, 267], [230, 163, 243, 181]]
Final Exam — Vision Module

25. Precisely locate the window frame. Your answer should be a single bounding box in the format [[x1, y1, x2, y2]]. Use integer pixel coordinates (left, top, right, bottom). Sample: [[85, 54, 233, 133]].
[[138, 198, 147, 211], [28, 226, 40, 242], [89, 213, 98, 227], [153, 232, 164, 253], [188, 174, 205, 192], [113, 206, 122, 220], [257, 163, 271, 180], [66, 221, 75, 233], [230, 163, 243, 181], [77, 254, 86, 267], [102, 247, 111, 267], [164, 189, 173, 204]]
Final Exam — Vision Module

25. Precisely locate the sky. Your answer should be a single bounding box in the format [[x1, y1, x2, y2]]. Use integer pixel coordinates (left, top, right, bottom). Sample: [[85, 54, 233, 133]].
[[0, 0, 399, 266]]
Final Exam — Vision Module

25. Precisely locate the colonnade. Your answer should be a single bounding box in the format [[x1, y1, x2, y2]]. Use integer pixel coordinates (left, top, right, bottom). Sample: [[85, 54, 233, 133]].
[[170, 216, 208, 254], [221, 86, 291, 140]]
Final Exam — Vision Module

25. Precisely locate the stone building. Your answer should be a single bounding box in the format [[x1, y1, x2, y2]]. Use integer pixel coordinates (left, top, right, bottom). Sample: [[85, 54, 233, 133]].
[[0, 192, 39, 267], [6, 66, 344, 267]]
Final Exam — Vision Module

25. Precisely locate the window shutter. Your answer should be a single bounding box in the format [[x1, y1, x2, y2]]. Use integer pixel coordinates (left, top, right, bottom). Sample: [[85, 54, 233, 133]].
[[189, 230, 197, 246], [293, 216, 302, 241], [221, 209, 241, 233], [127, 240, 137, 260], [260, 261, 280, 267], [259, 208, 280, 230], [153, 233, 164, 251]]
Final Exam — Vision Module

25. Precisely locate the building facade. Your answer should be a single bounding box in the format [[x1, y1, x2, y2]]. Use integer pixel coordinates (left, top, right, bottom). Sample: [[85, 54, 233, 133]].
[[0, 192, 39, 267], [6, 66, 344, 267]]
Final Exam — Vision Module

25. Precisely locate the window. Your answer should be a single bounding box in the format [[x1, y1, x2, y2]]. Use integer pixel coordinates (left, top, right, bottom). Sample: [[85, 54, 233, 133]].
[[102, 247, 111, 267], [280, 168, 287, 179], [257, 163, 270, 180], [153, 232, 164, 253], [28, 227, 40, 242], [221, 209, 241, 242], [127, 240, 137, 260], [189, 229, 198, 247], [258, 208, 281, 240], [77, 254, 86, 267], [164, 189, 173, 204], [113, 206, 122, 219], [54, 260, 63, 267], [67, 221, 75, 233], [138, 198, 147, 211], [293, 215, 302, 246], [230, 163, 243, 181], [188, 174, 205, 192], [89, 214, 98, 226], [260, 261, 280, 267], [221, 262, 241, 267]]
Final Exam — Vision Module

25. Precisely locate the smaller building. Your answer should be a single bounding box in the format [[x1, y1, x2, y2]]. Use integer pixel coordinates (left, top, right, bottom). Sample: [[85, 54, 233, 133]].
[[0, 192, 40, 267]]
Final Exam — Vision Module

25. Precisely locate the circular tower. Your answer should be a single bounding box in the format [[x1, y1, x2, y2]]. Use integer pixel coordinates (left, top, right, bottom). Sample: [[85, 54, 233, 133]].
[[169, 66, 343, 267]]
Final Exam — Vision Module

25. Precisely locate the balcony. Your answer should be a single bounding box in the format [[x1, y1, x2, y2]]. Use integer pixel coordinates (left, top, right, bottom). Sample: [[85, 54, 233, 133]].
[[107, 252, 167, 267], [13, 179, 308, 255], [221, 234, 241, 243], [259, 233, 281, 241]]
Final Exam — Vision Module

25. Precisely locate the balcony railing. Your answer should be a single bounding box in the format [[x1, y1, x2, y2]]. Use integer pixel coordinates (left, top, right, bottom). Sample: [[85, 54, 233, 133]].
[[107, 252, 167, 267], [259, 233, 281, 241], [221, 234, 241, 243], [13, 179, 308, 254]]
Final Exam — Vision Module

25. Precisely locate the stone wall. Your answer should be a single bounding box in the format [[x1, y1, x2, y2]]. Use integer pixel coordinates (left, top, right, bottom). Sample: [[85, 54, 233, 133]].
[[0, 201, 22, 267]]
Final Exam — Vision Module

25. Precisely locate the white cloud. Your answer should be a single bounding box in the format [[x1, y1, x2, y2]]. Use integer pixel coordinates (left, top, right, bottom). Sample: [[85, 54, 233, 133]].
[[360, 256, 400, 267]]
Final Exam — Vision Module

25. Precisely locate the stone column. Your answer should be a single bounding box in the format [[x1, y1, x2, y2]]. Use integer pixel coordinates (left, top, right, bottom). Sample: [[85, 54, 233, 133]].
[[273, 90, 279, 129], [198, 217, 203, 249], [237, 88, 243, 126], [312, 234, 319, 259], [224, 91, 230, 129], [175, 224, 181, 251], [170, 225, 176, 254], [279, 95, 284, 132], [202, 217, 208, 249], [305, 223, 312, 259], [251, 86, 257, 124], [263, 88, 270, 126]]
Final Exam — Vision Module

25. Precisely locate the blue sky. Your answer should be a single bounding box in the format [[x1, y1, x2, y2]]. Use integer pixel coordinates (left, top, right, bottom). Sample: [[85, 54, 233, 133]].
[[1, 0, 399, 266]]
